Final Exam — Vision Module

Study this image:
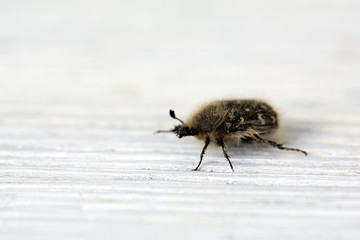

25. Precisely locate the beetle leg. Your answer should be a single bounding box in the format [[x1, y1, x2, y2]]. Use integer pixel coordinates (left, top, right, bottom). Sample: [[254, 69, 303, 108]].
[[194, 137, 210, 171], [217, 138, 234, 172], [254, 134, 307, 156]]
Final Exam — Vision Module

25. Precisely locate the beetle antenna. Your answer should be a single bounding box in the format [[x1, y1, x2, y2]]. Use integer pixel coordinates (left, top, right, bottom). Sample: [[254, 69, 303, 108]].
[[169, 109, 184, 124], [154, 130, 172, 134]]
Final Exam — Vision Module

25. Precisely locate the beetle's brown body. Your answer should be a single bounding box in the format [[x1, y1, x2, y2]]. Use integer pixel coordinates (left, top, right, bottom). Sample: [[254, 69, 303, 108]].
[[187, 99, 278, 142], [156, 99, 307, 172]]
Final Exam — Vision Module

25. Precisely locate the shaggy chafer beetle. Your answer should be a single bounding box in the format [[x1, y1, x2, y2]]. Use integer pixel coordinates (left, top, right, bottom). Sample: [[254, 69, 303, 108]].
[[156, 99, 307, 172]]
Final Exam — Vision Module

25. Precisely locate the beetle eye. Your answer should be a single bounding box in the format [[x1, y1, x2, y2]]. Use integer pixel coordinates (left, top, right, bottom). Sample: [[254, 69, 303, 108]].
[[191, 129, 199, 135], [182, 127, 190, 135]]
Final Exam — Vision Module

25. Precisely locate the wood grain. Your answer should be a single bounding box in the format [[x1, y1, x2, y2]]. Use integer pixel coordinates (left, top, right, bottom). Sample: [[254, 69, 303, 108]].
[[1, 1, 360, 239]]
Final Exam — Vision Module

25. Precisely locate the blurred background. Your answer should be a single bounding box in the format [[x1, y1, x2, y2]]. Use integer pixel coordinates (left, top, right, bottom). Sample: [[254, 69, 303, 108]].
[[1, 0, 359, 125], [1, 1, 359, 239]]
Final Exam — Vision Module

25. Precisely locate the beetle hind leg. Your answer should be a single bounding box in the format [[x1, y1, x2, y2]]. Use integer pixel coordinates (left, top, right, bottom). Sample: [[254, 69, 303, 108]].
[[254, 134, 307, 156]]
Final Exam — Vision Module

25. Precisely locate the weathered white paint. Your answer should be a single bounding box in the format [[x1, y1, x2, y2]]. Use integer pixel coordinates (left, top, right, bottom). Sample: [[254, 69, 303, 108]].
[[1, 1, 360, 239]]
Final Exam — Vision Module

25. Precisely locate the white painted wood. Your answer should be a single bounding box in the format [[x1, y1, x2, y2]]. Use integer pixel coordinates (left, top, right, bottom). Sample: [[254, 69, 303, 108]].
[[1, 1, 360, 239]]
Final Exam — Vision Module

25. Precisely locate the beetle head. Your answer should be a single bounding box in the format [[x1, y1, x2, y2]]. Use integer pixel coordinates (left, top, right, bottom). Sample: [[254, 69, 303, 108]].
[[171, 124, 199, 138], [155, 110, 198, 138]]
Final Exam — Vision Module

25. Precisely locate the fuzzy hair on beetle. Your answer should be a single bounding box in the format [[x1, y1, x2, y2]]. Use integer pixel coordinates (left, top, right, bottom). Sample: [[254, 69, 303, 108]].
[[156, 99, 307, 172]]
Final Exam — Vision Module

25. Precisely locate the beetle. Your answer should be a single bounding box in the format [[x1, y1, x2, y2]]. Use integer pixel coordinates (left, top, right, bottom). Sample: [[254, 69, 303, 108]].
[[156, 99, 307, 172]]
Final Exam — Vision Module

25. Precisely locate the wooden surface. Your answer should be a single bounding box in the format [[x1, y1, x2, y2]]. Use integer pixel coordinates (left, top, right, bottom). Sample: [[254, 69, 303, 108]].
[[1, 1, 360, 239]]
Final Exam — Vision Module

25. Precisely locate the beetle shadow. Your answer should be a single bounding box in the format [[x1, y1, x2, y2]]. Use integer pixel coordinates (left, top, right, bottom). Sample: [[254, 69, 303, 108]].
[[275, 120, 313, 143]]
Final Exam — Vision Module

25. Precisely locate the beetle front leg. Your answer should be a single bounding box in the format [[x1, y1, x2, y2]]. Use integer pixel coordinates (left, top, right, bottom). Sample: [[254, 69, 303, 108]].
[[194, 137, 210, 171]]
